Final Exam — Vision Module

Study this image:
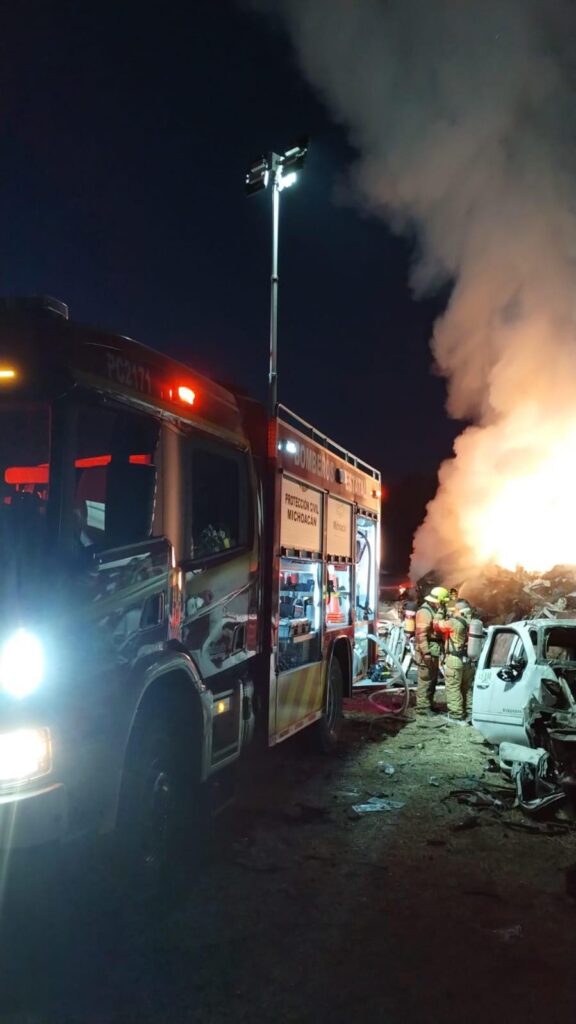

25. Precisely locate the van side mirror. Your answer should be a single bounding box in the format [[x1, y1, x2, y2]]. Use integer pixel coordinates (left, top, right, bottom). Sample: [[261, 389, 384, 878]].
[[498, 655, 524, 679], [105, 463, 157, 547]]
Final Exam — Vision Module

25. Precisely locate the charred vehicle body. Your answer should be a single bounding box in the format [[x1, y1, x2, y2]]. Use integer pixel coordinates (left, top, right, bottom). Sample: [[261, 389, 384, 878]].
[[472, 618, 576, 813], [0, 297, 380, 867]]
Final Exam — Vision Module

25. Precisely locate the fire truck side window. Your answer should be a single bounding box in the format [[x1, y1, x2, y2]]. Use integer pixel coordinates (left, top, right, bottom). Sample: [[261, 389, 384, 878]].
[[326, 564, 352, 628], [356, 517, 377, 619], [0, 403, 50, 511], [190, 441, 249, 560], [73, 404, 159, 548], [278, 558, 322, 671]]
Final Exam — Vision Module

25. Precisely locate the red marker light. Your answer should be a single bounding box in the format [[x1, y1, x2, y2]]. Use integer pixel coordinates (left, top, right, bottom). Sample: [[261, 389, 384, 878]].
[[177, 386, 196, 406], [5, 465, 49, 485], [5, 454, 152, 485]]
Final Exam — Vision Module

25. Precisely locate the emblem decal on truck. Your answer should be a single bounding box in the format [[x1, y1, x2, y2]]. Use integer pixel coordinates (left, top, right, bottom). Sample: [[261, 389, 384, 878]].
[[284, 438, 367, 499], [106, 353, 152, 395]]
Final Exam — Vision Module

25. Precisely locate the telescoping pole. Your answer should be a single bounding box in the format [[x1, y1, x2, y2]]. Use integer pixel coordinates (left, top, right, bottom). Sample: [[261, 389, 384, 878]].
[[245, 140, 307, 415], [269, 168, 280, 416]]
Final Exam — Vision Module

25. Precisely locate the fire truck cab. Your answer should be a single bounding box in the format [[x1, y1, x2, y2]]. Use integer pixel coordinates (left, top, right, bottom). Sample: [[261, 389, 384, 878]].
[[0, 298, 380, 870]]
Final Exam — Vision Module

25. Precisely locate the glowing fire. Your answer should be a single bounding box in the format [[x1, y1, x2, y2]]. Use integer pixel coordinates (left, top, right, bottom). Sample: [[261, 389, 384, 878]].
[[469, 452, 576, 572], [413, 398, 576, 578]]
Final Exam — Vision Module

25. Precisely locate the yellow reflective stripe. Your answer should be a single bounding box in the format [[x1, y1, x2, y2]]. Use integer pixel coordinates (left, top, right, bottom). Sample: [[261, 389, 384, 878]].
[[277, 663, 325, 730]]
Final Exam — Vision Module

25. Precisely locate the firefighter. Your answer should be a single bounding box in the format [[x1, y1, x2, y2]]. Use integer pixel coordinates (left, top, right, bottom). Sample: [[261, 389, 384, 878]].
[[401, 586, 418, 639], [415, 586, 450, 714], [443, 598, 476, 721]]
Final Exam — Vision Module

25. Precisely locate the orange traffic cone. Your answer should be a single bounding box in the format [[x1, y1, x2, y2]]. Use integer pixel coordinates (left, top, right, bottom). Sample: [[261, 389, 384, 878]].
[[326, 591, 344, 623]]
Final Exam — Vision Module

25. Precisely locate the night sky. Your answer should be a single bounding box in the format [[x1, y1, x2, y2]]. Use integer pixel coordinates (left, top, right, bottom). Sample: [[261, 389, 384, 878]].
[[0, 0, 462, 571]]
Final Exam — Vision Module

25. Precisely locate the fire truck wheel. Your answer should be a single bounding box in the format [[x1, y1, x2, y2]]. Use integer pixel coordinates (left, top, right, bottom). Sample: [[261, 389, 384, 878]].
[[116, 715, 193, 892], [311, 656, 344, 754]]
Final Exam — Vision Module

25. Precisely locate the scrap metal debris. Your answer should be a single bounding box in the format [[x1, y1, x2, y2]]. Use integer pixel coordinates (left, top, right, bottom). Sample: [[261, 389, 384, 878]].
[[499, 743, 548, 771], [511, 756, 566, 817], [457, 565, 576, 625], [415, 565, 576, 625], [351, 797, 406, 815], [445, 748, 574, 823], [496, 695, 576, 818], [452, 789, 505, 809]]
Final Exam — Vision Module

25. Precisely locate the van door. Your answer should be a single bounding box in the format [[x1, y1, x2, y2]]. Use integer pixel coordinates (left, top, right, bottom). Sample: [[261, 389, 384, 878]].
[[472, 627, 534, 745]]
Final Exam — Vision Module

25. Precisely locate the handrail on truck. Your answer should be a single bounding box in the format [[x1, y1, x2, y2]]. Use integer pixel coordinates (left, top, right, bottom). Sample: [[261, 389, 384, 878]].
[[277, 404, 381, 483]]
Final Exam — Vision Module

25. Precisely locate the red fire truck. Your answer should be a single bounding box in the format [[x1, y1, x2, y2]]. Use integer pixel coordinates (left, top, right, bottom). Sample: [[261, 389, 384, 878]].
[[0, 297, 380, 874]]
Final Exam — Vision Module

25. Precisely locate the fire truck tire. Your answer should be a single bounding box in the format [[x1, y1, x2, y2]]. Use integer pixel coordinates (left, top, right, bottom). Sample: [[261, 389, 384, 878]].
[[115, 713, 196, 892], [311, 655, 344, 754]]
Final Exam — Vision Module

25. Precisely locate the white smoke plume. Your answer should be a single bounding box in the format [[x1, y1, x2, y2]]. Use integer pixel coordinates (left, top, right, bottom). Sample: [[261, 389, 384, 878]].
[[257, 0, 576, 579]]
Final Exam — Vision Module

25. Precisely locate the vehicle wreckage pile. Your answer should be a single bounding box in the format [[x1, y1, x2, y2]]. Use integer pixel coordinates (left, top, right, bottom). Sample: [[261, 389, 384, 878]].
[[418, 564, 576, 625]]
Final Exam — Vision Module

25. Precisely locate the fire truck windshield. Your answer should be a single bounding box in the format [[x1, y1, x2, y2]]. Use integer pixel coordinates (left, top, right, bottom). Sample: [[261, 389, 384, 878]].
[[0, 403, 50, 554]]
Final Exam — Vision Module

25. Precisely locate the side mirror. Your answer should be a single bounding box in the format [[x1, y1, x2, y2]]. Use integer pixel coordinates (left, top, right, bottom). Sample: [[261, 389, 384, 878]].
[[105, 463, 157, 547], [497, 664, 523, 683]]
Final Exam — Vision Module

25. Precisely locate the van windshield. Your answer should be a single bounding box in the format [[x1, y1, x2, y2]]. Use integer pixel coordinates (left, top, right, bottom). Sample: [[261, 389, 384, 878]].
[[0, 403, 50, 557]]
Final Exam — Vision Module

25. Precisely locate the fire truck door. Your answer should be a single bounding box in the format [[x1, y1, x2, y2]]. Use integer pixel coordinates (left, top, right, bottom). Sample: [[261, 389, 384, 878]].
[[181, 438, 258, 768], [181, 550, 257, 768]]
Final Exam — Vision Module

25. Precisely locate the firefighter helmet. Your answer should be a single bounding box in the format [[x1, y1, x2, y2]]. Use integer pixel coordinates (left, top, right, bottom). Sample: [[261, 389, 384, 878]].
[[426, 586, 450, 604]]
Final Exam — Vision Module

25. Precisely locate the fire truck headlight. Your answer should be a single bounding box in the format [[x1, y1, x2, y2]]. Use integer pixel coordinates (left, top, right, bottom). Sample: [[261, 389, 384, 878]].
[[0, 728, 51, 784], [0, 630, 45, 698]]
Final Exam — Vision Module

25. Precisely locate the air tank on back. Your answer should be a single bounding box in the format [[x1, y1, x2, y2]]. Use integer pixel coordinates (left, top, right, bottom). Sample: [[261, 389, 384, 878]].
[[467, 618, 484, 661]]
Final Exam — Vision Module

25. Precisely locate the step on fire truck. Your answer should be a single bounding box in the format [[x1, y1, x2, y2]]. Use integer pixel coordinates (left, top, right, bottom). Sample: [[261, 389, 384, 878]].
[[0, 297, 380, 874]]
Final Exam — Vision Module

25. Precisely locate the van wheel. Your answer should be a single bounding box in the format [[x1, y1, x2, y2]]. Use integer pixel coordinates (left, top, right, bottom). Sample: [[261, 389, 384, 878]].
[[116, 717, 192, 894], [311, 656, 344, 753]]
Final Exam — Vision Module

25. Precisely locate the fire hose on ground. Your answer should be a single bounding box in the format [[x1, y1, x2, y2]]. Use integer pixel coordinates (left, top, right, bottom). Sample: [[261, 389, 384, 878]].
[[344, 630, 411, 717]]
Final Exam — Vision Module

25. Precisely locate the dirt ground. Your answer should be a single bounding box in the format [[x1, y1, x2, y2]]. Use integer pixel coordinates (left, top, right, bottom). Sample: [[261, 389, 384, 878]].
[[1, 700, 576, 1024]]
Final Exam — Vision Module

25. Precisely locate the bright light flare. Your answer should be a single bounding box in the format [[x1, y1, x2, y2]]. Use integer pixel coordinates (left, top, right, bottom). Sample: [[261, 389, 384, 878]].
[[0, 728, 51, 784], [0, 367, 16, 381], [278, 170, 297, 191], [177, 386, 196, 406], [0, 629, 45, 698]]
